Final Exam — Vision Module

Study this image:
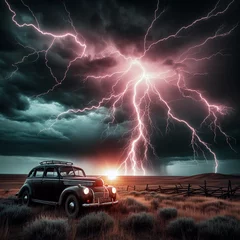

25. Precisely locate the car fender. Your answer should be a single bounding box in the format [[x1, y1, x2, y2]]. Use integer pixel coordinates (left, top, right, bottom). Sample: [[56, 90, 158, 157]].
[[58, 185, 91, 205], [106, 185, 117, 199], [18, 183, 32, 197]]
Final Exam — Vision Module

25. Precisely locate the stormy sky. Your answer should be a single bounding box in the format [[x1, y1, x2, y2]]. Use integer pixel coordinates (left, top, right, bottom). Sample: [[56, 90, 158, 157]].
[[0, 0, 240, 175]]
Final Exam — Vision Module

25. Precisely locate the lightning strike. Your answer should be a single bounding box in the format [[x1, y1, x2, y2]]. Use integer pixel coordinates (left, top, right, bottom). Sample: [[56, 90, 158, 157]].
[[5, 0, 237, 175]]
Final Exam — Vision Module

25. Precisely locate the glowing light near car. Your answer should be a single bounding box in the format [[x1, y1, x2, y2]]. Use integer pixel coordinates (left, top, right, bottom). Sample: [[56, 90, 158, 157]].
[[106, 170, 118, 180], [83, 188, 89, 195], [112, 187, 117, 194]]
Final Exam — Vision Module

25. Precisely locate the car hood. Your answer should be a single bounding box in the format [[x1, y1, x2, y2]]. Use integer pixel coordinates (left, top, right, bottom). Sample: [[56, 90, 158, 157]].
[[62, 177, 104, 187]]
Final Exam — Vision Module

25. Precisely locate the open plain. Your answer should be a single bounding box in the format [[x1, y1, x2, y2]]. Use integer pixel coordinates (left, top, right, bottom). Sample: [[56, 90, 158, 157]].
[[0, 173, 240, 240]]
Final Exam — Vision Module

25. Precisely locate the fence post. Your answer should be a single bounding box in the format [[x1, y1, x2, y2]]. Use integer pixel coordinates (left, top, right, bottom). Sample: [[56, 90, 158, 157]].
[[187, 184, 191, 196], [127, 185, 129, 191], [134, 185, 136, 191], [204, 180, 208, 196], [228, 180, 232, 198], [175, 184, 179, 193], [146, 184, 149, 191]]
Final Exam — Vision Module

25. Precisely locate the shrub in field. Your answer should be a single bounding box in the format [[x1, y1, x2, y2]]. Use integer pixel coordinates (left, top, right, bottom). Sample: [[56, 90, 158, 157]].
[[166, 217, 198, 240], [112, 197, 148, 214], [24, 218, 68, 240], [128, 190, 150, 196], [197, 200, 231, 213], [144, 193, 154, 201], [198, 215, 240, 240], [153, 194, 166, 202], [105, 233, 128, 240], [121, 212, 154, 234], [76, 211, 114, 237], [0, 204, 6, 212], [139, 191, 150, 195], [0, 204, 32, 225], [150, 199, 159, 210], [7, 195, 18, 203], [153, 194, 174, 202], [158, 207, 178, 221], [129, 191, 141, 197]]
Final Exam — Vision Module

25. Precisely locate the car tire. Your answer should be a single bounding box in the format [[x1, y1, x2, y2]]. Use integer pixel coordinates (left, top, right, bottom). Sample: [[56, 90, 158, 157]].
[[65, 194, 80, 218], [20, 189, 31, 206]]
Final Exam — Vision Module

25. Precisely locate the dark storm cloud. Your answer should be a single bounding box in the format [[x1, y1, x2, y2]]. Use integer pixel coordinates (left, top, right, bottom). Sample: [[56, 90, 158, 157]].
[[0, 82, 30, 117], [87, 57, 117, 69], [163, 59, 187, 70], [0, 0, 239, 172], [0, 29, 18, 52], [103, 108, 129, 125]]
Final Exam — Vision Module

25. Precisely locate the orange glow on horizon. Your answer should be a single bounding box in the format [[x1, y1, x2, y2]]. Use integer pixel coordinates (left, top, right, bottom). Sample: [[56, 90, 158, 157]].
[[106, 169, 118, 180]]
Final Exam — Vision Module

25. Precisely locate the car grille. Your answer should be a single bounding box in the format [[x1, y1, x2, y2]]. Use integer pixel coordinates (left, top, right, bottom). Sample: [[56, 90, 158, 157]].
[[93, 187, 110, 202]]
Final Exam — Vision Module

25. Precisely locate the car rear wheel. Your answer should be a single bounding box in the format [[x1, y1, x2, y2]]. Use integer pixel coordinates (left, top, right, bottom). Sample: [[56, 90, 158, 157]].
[[65, 194, 80, 218], [21, 189, 31, 206]]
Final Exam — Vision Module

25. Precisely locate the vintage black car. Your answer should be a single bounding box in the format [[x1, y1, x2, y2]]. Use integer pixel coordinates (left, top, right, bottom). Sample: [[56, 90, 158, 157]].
[[17, 160, 118, 217]]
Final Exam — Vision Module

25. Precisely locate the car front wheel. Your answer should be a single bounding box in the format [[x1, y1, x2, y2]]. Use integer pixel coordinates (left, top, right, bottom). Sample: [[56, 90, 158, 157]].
[[20, 189, 31, 206], [65, 194, 80, 218]]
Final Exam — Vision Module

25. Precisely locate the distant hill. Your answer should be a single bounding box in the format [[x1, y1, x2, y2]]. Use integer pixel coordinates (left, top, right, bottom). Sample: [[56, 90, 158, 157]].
[[180, 173, 240, 181]]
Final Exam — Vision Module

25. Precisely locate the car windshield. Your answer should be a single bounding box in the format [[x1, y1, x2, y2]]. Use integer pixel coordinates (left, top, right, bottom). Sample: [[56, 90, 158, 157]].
[[59, 166, 85, 177]]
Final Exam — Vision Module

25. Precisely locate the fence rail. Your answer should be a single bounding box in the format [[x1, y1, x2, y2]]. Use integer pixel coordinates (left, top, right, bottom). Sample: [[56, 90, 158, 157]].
[[123, 180, 240, 199]]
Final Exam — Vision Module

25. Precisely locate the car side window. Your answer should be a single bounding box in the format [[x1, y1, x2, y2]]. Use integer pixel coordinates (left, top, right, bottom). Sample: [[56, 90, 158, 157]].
[[45, 167, 58, 178], [74, 169, 84, 177], [34, 168, 44, 177], [59, 166, 72, 176], [58, 166, 85, 177]]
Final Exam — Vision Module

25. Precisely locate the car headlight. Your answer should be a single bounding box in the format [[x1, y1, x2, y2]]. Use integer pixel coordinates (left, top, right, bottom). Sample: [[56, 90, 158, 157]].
[[83, 188, 89, 195], [112, 187, 116, 194]]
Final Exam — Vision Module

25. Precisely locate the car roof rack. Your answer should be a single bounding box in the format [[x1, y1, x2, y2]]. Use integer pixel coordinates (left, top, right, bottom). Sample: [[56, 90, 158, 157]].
[[39, 160, 73, 165]]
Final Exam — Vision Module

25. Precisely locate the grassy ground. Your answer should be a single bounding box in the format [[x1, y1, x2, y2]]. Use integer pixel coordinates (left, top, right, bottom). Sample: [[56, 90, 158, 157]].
[[0, 190, 240, 240]]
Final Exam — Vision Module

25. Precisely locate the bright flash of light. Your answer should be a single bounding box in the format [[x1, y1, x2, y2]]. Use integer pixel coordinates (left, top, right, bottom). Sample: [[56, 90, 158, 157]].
[[106, 170, 118, 181], [5, 0, 237, 175]]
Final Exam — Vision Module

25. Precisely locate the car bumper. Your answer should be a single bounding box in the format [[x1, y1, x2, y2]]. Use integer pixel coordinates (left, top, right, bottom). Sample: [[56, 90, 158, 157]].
[[82, 199, 118, 207]]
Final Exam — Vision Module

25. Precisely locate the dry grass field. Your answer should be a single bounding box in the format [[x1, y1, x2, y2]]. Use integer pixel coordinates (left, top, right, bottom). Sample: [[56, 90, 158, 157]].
[[0, 173, 240, 240]]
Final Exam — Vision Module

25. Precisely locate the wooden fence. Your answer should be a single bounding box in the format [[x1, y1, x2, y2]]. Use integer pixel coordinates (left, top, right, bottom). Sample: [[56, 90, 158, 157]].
[[124, 180, 240, 199]]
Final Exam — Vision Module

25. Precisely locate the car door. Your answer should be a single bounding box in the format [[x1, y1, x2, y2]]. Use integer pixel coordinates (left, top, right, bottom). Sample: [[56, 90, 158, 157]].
[[42, 167, 60, 202], [31, 167, 44, 199], [56, 166, 71, 197]]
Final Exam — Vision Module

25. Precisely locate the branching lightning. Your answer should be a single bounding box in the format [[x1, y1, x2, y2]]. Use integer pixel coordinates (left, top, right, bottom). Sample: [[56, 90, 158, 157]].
[[5, 0, 237, 175]]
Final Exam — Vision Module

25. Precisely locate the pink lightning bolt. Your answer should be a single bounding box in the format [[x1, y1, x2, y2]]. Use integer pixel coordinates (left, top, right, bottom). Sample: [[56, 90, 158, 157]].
[[5, 0, 237, 175]]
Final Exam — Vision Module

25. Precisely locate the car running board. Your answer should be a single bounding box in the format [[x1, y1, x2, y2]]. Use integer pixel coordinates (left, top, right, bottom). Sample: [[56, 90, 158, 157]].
[[31, 198, 58, 206]]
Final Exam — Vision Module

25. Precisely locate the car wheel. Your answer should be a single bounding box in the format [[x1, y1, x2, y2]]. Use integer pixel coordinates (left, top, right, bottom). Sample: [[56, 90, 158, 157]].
[[21, 189, 31, 206], [65, 194, 80, 218]]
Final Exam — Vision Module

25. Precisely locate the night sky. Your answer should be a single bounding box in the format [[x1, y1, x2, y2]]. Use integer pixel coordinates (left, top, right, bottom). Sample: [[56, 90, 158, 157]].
[[0, 0, 240, 175]]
